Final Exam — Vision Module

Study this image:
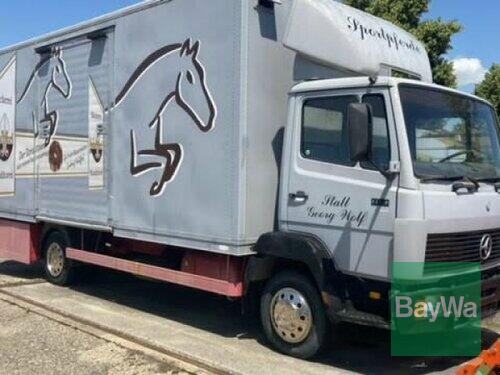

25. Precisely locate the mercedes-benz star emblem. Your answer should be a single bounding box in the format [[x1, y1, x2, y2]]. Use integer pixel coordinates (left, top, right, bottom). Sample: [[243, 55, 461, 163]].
[[479, 234, 493, 261], [485, 202, 491, 212]]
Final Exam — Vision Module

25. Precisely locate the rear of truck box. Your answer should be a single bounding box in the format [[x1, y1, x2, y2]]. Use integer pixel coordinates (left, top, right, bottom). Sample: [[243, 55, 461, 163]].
[[0, 0, 302, 256]]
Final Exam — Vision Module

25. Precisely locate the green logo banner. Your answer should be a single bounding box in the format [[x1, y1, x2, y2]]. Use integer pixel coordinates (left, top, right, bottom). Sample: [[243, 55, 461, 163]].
[[391, 262, 481, 357]]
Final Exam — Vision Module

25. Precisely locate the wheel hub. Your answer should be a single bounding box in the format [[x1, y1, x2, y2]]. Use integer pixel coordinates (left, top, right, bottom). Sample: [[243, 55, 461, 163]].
[[46, 243, 64, 278], [270, 287, 312, 344]]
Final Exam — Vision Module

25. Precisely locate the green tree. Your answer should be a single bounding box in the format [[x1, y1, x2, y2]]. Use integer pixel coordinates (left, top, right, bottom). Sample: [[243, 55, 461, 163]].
[[475, 64, 500, 115], [344, 0, 462, 87]]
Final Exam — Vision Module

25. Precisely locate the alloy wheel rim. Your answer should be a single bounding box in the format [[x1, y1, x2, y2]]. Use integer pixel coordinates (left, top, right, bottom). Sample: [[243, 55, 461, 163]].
[[46, 243, 65, 277], [270, 287, 313, 344]]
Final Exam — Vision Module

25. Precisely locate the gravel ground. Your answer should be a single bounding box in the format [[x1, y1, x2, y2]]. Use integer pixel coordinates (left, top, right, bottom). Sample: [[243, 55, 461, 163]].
[[0, 260, 497, 375], [0, 299, 188, 375]]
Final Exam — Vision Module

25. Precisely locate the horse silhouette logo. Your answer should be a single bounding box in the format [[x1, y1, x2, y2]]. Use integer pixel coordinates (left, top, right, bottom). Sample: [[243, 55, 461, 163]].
[[110, 38, 217, 197], [18, 47, 72, 147]]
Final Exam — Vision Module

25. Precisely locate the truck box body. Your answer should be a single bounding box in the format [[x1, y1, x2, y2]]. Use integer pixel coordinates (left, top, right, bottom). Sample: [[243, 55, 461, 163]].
[[0, 0, 432, 258], [0, 0, 338, 255], [0, 0, 433, 257]]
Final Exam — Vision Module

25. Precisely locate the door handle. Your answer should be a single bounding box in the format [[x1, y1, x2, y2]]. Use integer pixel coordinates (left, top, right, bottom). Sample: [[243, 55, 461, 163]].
[[289, 191, 308, 203]]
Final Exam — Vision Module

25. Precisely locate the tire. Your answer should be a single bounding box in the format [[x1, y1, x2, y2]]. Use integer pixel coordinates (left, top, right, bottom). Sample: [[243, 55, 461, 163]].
[[260, 271, 328, 359], [43, 231, 75, 286]]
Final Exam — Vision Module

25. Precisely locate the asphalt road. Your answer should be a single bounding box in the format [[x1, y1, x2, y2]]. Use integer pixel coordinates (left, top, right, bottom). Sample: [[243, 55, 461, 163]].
[[0, 260, 498, 375]]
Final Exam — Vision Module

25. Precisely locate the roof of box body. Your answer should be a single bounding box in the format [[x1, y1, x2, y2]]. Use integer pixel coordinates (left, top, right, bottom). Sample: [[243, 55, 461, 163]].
[[0, 0, 166, 54], [2, 0, 433, 86]]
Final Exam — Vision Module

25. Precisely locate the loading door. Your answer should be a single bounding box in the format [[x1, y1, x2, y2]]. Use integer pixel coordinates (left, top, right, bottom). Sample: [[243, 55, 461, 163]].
[[35, 30, 113, 226]]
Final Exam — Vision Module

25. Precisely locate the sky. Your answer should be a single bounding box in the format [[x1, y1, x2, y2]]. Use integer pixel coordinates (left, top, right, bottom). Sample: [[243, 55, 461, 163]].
[[0, 0, 498, 92], [425, 0, 499, 92]]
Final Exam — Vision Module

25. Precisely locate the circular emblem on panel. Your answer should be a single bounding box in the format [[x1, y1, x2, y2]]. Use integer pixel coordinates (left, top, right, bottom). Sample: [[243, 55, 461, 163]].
[[49, 140, 63, 172], [0, 115, 13, 162], [90, 137, 103, 163]]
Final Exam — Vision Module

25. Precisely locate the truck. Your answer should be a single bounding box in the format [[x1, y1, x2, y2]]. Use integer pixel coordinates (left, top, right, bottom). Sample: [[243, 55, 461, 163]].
[[0, 0, 498, 359]]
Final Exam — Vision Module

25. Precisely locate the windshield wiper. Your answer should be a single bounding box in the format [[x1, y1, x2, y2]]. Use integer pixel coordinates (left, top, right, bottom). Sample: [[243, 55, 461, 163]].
[[476, 177, 500, 183], [419, 175, 475, 183], [419, 175, 480, 193], [477, 177, 500, 193]]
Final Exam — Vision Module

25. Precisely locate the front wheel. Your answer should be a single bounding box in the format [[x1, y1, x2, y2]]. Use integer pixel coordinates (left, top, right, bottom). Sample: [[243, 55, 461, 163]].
[[260, 271, 328, 359], [43, 231, 75, 286]]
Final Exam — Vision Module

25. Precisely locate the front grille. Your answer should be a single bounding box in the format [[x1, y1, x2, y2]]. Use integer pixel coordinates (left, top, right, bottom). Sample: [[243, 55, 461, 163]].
[[425, 229, 500, 265], [481, 271, 500, 318]]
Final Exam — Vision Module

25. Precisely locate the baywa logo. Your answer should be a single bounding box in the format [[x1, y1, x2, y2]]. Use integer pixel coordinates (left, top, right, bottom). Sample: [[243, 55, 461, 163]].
[[391, 262, 481, 357], [395, 295, 478, 323], [0, 114, 13, 162]]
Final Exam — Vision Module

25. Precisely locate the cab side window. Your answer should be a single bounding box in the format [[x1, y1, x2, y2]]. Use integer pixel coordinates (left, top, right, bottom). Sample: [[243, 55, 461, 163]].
[[362, 94, 390, 170], [301, 95, 358, 166]]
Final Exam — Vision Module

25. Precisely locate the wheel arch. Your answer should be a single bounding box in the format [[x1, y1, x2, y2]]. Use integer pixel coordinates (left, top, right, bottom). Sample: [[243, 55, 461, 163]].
[[40, 224, 78, 256], [247, 231, 343, 296]]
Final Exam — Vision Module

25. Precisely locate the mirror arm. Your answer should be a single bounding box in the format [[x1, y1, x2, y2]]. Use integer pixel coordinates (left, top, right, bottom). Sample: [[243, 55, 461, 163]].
[[365, 159, 397, 180]]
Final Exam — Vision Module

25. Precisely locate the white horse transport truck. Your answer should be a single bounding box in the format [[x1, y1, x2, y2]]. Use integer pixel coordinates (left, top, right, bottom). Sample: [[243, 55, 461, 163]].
[[0, 0, 498, 358]]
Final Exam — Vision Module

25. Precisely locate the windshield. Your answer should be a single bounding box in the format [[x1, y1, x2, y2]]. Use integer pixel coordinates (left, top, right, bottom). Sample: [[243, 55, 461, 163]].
[[399, 84, 500, 181]]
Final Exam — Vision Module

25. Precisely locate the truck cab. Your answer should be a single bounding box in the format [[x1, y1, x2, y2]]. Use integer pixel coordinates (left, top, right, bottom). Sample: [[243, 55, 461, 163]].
[[254, 0, 499, 358], [282, 76, 500, 281], [255, 75, 499, 358]]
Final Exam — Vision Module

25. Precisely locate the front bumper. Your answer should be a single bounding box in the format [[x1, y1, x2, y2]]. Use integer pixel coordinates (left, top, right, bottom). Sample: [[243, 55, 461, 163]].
[[480, 268, 500, 318], [326, 268, 499, 331]]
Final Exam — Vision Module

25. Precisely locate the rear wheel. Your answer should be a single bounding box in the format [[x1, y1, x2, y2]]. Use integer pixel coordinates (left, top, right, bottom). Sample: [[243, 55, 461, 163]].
[[43, 231, 74, 286], [260, 271, 327, 359]]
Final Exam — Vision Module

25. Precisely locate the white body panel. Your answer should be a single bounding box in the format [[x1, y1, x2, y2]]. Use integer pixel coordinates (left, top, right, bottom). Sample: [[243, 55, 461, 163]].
[[283, 0, 432, 81]]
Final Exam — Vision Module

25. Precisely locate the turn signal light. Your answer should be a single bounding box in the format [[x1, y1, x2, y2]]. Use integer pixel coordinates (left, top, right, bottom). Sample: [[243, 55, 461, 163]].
[[369, 291, 381, 300]]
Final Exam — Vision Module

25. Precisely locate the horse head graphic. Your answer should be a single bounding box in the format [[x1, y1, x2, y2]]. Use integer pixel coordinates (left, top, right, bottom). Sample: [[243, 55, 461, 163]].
[[174, 39, 217, 133], [50, 47, 72, 100], [18, 46, 73, 147], [114, 38, 217, 197]]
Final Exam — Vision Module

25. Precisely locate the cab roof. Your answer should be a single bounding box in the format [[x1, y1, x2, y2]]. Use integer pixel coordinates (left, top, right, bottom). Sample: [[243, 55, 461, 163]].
[[290, 76, 492, 107]]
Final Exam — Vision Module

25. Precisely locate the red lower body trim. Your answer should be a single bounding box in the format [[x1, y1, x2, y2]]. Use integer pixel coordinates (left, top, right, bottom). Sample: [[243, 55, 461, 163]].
[[181, 251, 245, 284], [66, 248, 245, 297], [0, 219, 39, 264]]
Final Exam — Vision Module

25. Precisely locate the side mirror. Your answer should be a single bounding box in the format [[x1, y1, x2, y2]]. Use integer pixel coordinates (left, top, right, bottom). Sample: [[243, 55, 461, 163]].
[[348, 103, 372, 162]]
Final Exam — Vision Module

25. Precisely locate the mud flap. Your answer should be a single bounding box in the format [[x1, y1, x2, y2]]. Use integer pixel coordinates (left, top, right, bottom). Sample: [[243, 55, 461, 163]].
[[0, 219, 39, 264]]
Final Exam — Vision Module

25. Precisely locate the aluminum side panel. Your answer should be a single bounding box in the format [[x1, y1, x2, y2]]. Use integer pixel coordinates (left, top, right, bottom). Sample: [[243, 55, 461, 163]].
[[35, 36, 111, 224], [109, 0, 243, 245], [0, 47, 37, 220]]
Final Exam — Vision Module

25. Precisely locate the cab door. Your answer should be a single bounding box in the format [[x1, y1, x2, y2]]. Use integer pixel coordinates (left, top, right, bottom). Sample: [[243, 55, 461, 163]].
[[281, 88, 399, 280]]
